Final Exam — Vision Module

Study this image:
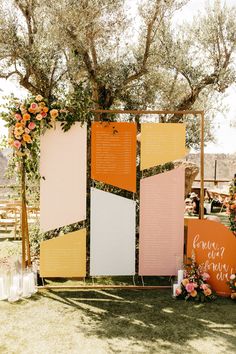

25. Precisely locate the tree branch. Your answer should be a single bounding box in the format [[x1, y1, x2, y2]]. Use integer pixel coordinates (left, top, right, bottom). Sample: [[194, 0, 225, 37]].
[[123, 0, 161, 86]]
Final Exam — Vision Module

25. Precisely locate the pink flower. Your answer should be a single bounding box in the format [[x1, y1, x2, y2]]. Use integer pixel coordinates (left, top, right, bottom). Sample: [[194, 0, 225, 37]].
[[15, 113, 22, 120], [13, 140, 21, 149], [41, 111, 47, 118], [30, 102, 38, 110], [28, 122, 36, 130], [193, 282, 198, 288], [185, 282, 195, 293], [202, 272, 210, 281], [200, 283, 209, 290], [176, 287, 182, 296], [25, 128, 30, 134]]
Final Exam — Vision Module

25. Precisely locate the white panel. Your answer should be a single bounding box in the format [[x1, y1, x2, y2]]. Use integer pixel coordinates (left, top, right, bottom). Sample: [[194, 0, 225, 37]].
[[40, 122, 87, 231], [90, 188, 136, 276]]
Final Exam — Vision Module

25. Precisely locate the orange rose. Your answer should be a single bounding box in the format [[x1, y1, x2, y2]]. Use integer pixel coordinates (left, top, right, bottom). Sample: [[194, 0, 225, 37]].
[[22, 133, 32, 143], [50, 109, 59, 121], [204, 288, 212, 296], [190, 290, 197, 297], [43, 106, 49, 113], [23, 113, 31, 121], [15, 122, 24, 128]]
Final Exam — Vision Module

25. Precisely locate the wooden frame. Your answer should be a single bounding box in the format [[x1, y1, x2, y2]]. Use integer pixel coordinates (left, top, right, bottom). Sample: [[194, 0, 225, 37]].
[[39, 108, 205, 290]]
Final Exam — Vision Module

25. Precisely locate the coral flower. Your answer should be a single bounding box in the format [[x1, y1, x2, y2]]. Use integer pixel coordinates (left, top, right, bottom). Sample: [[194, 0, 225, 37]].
[[182, 278, 189, 287], [13, 140, 21, 149], [28, 122, 36, 130], [23, 113, 31, 121], [35, 95, 43, 102], [22, 133, 32, 143], [15, 113, 22, 120], [185, 282, 195, 293], [43, 106, 49, 113], [41, 111, 47, 118]]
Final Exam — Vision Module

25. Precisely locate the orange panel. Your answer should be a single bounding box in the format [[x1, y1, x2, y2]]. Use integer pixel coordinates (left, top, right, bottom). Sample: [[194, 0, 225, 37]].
[[187, 220, 236, 296], [91, 122, 136, 192]]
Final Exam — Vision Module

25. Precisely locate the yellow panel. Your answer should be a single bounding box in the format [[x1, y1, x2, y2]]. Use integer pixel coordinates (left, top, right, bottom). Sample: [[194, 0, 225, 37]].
[[140, 123, 186, 170], [40, 229, 86, 277]]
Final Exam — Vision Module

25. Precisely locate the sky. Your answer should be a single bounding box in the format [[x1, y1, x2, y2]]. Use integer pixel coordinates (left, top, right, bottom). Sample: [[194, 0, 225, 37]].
[[0, 0, 236, 154], [172, 0, 236, 154]]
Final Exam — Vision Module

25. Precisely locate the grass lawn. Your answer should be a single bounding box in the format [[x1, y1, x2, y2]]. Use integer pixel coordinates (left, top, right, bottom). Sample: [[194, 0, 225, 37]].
[[0, 289, 235, 354]]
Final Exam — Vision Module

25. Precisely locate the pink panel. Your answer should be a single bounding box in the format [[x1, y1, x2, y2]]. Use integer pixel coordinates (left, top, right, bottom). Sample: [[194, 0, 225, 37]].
[[139, 168, 185, 276]]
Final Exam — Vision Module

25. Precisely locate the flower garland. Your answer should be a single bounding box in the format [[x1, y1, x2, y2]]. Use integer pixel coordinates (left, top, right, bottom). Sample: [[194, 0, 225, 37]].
[[175, 257, 216, 302], [6, 95, 63, 156]]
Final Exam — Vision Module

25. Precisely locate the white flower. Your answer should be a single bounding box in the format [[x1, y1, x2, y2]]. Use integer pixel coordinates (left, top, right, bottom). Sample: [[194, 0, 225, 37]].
[[230, 274, 236, 280]]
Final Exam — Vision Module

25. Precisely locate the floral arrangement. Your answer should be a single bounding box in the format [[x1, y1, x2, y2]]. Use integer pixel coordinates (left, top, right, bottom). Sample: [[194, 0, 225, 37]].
[[6, 95, 63, 156], [227, 273, 236, 300], [175, 257, 216, 302]]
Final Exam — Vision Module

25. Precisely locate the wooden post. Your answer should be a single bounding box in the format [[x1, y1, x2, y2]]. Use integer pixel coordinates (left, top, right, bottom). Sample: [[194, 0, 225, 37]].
[[214, 160, 217, 186], [21, 157, 31, 269], [21, 159, 26, 270], [200, 112, 205, 219]]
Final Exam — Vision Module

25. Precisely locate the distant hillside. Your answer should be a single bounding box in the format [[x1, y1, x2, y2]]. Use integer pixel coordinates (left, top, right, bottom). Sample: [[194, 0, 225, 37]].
[[188, 153, 236, 180], [1, 150, 235, 187]]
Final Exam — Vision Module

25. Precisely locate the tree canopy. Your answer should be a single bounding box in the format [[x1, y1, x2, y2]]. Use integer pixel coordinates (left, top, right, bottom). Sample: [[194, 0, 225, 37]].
[[0, 0, 236, 145]]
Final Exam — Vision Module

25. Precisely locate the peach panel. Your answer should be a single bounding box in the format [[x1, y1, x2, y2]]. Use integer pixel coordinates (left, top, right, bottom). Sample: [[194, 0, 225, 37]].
[[140, 123, 186, 170], [187, 219, 236, 296], [40, 122, 87, 231], [91, 122, 136, 192], [139, 167, 185, 275]]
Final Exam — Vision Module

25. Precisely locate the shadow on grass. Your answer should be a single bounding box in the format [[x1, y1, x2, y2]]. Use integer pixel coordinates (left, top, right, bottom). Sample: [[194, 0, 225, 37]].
[[42, 289, 236, 353]]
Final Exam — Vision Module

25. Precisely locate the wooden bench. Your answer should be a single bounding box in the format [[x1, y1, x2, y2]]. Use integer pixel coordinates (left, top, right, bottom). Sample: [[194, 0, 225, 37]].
[[0, 218, 19, 239]]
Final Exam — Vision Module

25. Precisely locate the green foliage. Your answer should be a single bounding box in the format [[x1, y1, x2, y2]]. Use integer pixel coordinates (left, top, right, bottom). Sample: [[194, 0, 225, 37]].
[[227, 178, 236, 236]]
